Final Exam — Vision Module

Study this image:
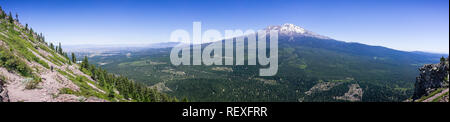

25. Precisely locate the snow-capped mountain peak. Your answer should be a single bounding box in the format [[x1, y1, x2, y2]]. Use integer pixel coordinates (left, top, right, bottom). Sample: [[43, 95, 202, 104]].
[[265, 23, 330, 39], [266, 23, 307, 34], [280, 23, 307, 34]]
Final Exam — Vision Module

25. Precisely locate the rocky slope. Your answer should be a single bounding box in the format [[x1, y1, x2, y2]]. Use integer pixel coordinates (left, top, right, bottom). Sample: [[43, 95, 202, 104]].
[[412, 57, 449, 102], [0, 76, 8, 101], [0, 8, 115, 102]]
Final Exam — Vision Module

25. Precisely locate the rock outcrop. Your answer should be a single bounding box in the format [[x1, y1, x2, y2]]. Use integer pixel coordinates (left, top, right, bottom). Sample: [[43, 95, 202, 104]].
[[334, 84, 363, 102], [0, 78, 10, 102], [412, 57, 449, 100]]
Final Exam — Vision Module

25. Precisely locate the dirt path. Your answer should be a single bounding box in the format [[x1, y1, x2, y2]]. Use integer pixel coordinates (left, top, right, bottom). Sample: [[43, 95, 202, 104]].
[[424, 88, 449, 102]]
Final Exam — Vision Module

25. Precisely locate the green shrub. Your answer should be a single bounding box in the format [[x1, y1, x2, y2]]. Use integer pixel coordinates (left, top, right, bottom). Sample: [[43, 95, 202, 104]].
[[0, 47, 33, 76], [432, 92, 449, 102], [59, 88, 76, 95], [25, 75, 42, 89], [0, 75, 6, 84], [417, 88, 445, 102]]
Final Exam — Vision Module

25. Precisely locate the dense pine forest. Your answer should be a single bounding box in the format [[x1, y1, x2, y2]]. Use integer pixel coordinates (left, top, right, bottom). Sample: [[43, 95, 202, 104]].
[[79, 56, 187, 102]]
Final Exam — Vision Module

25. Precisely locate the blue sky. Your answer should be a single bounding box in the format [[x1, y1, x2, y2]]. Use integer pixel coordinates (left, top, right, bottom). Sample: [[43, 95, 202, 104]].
[[0, 0, 448, 53]]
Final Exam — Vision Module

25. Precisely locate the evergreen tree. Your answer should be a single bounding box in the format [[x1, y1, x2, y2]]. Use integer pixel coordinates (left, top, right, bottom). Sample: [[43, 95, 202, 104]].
[[71, 52, 76, 63], [0, 12, 4, 19], [173, 97, 179, 102], [58, 43, 63, 54], [108, 88, 115, 98], [0, 6, 5, 19], [8, 12, 13, 23], [49, 43, 55, 50], [63, 52, 69, 60], [82, 56, 89, 69], [15, 13, 18, 21], [182, 97, 189, 102]]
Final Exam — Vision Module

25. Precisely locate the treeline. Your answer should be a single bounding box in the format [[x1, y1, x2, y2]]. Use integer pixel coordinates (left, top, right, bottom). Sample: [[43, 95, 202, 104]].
[[0, 6, 17, 25], [0, 6, 33, 77], [49, 42, 70, 62], [79, 56, 186, 102], [1, 6, 69, 62], [1, 6, 45, 43]]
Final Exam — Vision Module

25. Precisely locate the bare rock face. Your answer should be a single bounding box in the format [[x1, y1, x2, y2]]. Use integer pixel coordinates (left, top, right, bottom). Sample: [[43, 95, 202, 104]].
[[0, 79, 10, 102], [412, 57, 449, 100], [334, 84, 363, 102]]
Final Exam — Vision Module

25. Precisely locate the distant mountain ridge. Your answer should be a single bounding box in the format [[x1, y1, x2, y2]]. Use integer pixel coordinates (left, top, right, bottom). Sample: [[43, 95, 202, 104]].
[[86, 23, 446, 102]]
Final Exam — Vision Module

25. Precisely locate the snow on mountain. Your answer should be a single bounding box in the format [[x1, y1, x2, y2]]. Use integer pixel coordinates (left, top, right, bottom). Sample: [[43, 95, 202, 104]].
[[265, 23, 331, 39]]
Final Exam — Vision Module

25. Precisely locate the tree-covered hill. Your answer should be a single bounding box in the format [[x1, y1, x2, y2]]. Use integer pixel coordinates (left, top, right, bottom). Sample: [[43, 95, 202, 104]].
[[87, 24, 445, 102]]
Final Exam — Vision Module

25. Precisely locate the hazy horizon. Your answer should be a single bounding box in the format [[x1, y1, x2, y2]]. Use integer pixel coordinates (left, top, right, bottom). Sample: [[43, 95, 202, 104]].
[[1, 0, 448, 53]]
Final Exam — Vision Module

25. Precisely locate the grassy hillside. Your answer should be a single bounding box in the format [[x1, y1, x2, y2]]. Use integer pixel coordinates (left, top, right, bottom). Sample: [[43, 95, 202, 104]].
[[0, 7, 178, 102]]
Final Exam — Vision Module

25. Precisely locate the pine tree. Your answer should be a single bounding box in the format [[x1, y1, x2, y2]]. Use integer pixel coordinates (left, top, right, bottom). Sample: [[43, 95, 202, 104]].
[[15, 13, 18, 22], [63, 52, 69, 60], [55, 45, 59, 52], [8, 12, 13, 23], [82, 56, 89, 69], [49, 43, 55, 50], [71, 52, 76, 63], [182, 97, 189, 102], [58, 43, 63, 54], [0, 6, 5, 19], [0, 12, 4, 19], [108, 88, 115, 98], [173, 97, 179, 102]]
